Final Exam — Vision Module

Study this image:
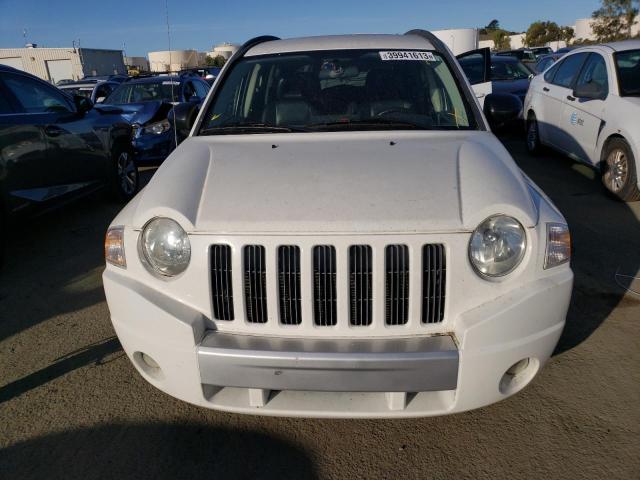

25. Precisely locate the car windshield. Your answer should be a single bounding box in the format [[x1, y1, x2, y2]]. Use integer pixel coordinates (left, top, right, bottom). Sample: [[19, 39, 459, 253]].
[[106, 80, 180, 104], [491, 60, 532, 80], [615, 49, 640, 96], [200, 49, 476, 134], [60, 87, 93, 98]]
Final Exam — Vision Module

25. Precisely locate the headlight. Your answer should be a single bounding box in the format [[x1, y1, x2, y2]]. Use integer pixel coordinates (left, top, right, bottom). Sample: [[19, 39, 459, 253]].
[[141, 218, 191, 276], [544, 223, 571, 269], [105, 225, 126, 268], [469, 215, 526, 278], [141, 119, 170, 135]]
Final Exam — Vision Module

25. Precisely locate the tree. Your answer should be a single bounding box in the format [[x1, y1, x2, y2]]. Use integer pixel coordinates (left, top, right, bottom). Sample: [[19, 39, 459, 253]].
[[525, 21, 575, 46], [591, 0, 639, 42], [205, 55, 227, 67], [486, 19, 500, 31], [492, 29, 511, 50]]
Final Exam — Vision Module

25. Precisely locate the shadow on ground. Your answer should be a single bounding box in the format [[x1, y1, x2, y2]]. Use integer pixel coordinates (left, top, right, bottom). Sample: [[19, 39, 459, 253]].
[[0, 423, 318, 480], [500, 133, 640, 355]]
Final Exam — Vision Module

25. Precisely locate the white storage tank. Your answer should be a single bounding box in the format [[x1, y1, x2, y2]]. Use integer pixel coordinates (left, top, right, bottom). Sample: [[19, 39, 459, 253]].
[[431, 28, 478, 55]]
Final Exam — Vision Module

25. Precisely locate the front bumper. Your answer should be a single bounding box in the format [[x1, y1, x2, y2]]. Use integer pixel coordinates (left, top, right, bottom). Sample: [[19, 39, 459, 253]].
[[103, 267, 572, 418]]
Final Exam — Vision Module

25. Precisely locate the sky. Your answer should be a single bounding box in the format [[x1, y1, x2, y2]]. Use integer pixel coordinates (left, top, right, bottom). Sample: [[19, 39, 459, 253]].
[[0, 0, 602, 57]]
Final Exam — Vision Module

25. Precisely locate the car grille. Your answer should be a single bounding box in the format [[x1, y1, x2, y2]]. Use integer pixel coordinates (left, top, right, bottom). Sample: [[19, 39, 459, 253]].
[[210, 242, 446, 328]]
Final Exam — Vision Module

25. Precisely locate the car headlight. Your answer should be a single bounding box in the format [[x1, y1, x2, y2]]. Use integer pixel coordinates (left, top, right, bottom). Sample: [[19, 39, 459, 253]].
[[469, 215, 526, 278], [544, 223, 571, 269], [141, 119, 171, 135], [141, 218, 191, 276], [105, 225, 126, 268]]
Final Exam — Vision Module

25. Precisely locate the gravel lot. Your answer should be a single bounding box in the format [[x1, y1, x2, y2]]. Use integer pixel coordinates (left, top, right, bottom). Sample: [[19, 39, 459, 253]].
[[1, 136, 639, 479]]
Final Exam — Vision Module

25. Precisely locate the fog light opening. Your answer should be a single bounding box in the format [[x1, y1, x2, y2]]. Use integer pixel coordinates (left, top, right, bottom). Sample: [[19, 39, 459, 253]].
[[499, 357, 538, 396], [133, 351, 164, 380]]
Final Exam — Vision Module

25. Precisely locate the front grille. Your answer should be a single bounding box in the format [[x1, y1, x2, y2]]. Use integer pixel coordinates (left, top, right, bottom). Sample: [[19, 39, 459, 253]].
[[385, 245, 410, 325], [422, 244, 446, 324], [278, 245, 302, 325], [313, 245, 337, 326], [243, 245, 268, 323], [349, 245, 372, 326], [211, 241, 447, 328], [210, 244, 234, 320]]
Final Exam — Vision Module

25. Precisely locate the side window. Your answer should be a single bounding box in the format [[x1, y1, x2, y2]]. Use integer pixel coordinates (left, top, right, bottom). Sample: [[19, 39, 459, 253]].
[[2, 73, 72, 113], [544, 61, 561, 83], [193, 80, 209, 99], [0, 85, 14, 114], [550, 53, 588, 88], [457, 53, 485, 85], [575, 54, 609, 94], [183, 81, 196, 101]]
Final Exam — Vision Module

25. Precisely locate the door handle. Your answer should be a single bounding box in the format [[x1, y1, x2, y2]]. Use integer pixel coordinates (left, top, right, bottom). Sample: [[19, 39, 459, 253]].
[[543, 87, 550, 92], [566, 95, 576, 102], [44, 125, 63, 137]]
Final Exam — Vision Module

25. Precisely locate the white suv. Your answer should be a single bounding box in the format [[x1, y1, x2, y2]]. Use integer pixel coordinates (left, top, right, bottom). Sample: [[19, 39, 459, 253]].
[[524, 41, 640, 201], [103, 31, 573, 418]]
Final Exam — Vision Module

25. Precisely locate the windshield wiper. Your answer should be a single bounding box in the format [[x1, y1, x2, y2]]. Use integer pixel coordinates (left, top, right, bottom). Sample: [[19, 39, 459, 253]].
[[200, 123, 308, 135], [306, 118, 425, 130]]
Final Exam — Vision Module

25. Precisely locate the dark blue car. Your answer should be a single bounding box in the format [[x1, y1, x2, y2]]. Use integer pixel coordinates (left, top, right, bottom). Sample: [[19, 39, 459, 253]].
[[100, 74, 210, 165], [488, 56, 534, 106]]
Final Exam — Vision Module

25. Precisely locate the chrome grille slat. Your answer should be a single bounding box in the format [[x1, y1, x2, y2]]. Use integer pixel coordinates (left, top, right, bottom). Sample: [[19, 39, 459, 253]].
[[210, 244, 234, 320], [278, 245, 302, 325], [422, 244, 446, 324], [244, 245, 268, 323], [385, 245, 409, 325], [313, 245, 337, 326], [349, 245, 372, 326]]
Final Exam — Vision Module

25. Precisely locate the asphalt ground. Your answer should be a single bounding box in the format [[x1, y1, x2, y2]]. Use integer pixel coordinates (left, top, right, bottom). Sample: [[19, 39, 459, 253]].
[[1, 136, 639, 479]]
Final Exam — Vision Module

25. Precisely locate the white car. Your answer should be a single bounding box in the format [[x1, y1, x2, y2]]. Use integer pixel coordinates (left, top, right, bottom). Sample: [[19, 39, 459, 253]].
[[103, 31, 573, 418], [524, 41, 640, 201]]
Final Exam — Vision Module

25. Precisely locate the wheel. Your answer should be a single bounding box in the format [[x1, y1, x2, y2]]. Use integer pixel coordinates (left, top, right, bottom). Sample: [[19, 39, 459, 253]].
[[526, 114, 542, 154], [601, 138, 640, 202], [110, 147, 139, 202]]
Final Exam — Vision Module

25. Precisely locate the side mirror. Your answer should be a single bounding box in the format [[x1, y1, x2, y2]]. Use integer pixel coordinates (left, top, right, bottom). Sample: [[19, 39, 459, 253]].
[[574, 82, 605, 100], [168, 102, 198, 140], [483, 93, 522, 130], [73, 95, 93, 114]]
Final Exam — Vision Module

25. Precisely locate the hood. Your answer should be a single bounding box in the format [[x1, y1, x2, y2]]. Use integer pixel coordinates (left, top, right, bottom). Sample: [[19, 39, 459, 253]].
[[131, 131, 538, 234], [95, 100, 170, 125]]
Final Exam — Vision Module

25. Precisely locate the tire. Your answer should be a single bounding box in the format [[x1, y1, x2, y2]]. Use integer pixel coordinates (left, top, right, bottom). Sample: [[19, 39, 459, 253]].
[[601, 138, 640, 202], [526, 113, 542, 155], [110, 146, 139, 202]]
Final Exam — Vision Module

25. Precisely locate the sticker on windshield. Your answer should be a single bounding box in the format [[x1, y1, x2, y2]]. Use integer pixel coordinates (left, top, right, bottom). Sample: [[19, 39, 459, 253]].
[[162, 81, 180, 85], [379, 51, 436, 61]]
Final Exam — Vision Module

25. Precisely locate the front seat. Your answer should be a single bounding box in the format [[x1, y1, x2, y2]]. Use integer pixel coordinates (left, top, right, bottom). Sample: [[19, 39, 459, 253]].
[[264, 74, 315, 126]]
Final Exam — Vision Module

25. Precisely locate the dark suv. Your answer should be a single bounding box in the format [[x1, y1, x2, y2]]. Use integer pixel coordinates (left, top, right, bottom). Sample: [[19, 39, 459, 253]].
[[102, 74, 210, 165], [0, 65, 137, 234]]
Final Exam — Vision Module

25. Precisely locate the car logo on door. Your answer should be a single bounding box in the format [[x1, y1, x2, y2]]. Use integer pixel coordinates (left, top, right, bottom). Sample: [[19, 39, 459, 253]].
[[570, 112, 578, 125]]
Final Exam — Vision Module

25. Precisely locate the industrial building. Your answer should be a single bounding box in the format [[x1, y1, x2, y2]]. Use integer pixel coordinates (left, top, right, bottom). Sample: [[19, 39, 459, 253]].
[[124, 56, 150, 72], [0, 46, 126, 84]]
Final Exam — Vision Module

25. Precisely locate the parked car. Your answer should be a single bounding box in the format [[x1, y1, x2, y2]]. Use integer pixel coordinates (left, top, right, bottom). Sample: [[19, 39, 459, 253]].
[[534, 53, 565, 74], [100, 74, 210, 165], [524, 40, 640, 201], [0, 65, 137, 252], [496, 48, 538, 69], [531, 46, 554, 59], [58, 79, 120, 104], [458, 53, 532, 108], [103, 31, 573, 418]]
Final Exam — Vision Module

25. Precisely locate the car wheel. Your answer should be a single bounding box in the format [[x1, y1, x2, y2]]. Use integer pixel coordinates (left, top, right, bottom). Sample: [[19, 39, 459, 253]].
[[111, 147, 139, 202], [602, 138, 640, 202], [526, 114, 542, 154]]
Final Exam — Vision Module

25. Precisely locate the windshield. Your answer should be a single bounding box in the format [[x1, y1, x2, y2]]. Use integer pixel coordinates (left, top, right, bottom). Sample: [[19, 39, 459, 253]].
[[106, 80, 180, 104], [491, 60, 532, 81], [615, 49, 640, 96], [199, 49, 476, 134], [60, 87, 93, 98]]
